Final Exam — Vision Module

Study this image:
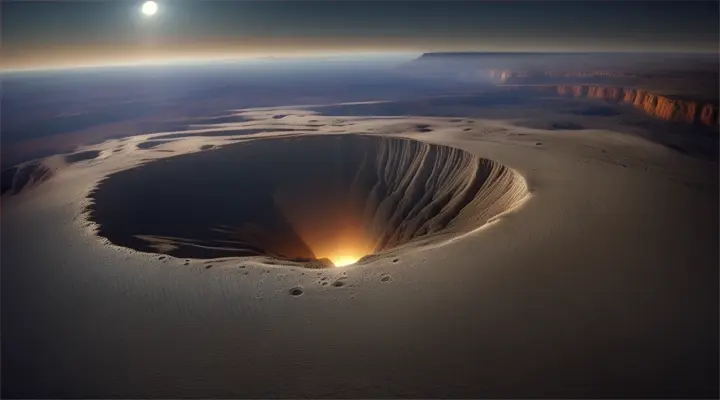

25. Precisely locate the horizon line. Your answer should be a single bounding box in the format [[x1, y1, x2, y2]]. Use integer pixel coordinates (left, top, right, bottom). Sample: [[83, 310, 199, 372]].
[[3, 49, 718, 74]]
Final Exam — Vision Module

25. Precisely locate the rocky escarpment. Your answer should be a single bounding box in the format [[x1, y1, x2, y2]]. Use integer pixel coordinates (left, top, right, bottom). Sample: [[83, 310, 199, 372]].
[[404, 53, 717, 127], [485, 68, 718, 126], [489, 70, 636, 82], [84, 135, 528, 267], [552, 85, 718, 126]]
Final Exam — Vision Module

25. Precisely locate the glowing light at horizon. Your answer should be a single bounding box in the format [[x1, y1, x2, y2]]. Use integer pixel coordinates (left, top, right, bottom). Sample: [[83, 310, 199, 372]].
[[329, 254, 362, 267]]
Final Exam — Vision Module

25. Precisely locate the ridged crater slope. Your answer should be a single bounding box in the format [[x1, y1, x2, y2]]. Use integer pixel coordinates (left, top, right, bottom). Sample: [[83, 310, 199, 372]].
[[85, 135, 528, 267]]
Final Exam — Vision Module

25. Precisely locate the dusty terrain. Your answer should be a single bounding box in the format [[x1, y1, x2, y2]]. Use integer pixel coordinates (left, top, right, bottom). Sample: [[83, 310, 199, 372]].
[[2, 104, 717, 397]]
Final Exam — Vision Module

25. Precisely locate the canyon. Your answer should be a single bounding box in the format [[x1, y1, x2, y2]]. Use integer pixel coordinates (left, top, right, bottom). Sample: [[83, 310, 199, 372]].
[[544, 84, 717, 126], [486, 69, 718, 126], [488, 69, 637, 81], [406, 53, 718, 127]]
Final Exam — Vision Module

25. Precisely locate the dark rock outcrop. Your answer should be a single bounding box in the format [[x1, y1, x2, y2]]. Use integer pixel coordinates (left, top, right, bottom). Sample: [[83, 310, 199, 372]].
[[1, 161, 54, 196]]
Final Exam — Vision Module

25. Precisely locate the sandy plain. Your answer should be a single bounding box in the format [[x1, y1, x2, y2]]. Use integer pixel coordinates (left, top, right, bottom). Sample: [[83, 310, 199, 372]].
[[1, 104, 718, 397]]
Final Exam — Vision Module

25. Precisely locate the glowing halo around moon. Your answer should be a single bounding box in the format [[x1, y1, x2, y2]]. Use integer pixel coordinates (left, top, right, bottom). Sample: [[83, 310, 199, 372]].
[[141, 1, 158, 16]]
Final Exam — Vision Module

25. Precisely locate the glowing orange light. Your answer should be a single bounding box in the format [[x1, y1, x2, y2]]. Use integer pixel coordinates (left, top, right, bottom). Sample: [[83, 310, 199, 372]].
[[273, 185, 375, 268], [329, 254, 361, 267]]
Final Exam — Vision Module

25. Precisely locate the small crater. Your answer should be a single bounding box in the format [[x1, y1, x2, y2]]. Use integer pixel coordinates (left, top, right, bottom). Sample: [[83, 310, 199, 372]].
[[158, 256, 167, 260], [535, 142, 543, 146], [289, 287, 304, 296], [65, 150, 101, 164], [381, 275, 391, 282], [392, 258, 399, 263], [415, 124, 433, 132], [332, 280, 345, 287], [137, 140, 173, 150], [549, 122, 585, 130], [205, 265, 213, 269]]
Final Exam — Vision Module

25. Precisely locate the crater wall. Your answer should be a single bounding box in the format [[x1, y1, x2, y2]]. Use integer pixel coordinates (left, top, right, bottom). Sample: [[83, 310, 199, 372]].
[[85, 135, 528, 266]]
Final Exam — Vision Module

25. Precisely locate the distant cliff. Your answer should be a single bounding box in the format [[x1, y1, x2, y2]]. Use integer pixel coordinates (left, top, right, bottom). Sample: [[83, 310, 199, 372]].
[[551, 85, 718, 126], [489, 70, 637, 81], [405, 54, 718, 127], [484, 69, 717, 126]]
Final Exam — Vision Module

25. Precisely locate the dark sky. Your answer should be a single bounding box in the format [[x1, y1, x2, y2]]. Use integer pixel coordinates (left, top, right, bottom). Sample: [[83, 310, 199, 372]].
[[2, 0, 718, 70]]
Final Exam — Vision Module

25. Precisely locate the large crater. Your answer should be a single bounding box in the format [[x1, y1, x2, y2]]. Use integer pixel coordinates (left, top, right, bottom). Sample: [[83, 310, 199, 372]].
[[85, 135, 528, 268]]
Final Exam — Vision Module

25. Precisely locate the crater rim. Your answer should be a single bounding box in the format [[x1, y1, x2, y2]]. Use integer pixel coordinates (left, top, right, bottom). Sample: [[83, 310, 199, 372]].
[[81, 134, 530, 269]]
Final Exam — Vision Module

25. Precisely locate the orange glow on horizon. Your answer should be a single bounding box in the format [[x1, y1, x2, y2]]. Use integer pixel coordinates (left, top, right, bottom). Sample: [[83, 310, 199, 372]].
[[328, 254, 362, 267], [304, 223, 373, 267], [0, 37, 429, 72], [3, 34, 657, 72]]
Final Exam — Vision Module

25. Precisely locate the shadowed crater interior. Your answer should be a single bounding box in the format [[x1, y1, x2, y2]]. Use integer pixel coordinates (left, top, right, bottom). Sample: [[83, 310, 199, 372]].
[[65, 150, 101, 163], [85, 135, 528, 268]]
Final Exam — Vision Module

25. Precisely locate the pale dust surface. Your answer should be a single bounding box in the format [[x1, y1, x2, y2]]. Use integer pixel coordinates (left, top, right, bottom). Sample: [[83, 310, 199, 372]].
[[2, 108, 717, 398]]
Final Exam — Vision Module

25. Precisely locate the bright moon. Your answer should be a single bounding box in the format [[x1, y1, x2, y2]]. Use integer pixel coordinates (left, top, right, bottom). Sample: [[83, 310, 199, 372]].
[[141, 1, 158, 16]]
